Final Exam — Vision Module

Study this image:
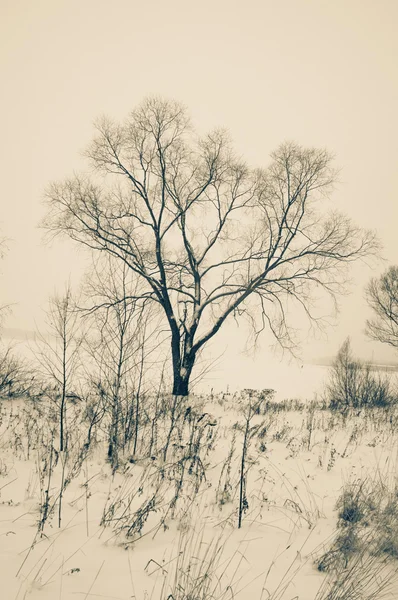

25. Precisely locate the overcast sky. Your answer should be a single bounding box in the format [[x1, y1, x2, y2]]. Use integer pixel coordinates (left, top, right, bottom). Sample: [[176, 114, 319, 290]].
[[1, 0, 397, 372]]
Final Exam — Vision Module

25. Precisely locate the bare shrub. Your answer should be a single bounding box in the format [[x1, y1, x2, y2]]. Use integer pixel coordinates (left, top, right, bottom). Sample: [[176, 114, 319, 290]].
[[326, 338, 397, 410], [0, 345, 33, 398]]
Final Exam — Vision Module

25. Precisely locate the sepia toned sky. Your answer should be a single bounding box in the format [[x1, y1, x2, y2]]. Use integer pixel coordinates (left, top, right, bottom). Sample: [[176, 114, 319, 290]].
[[1, 0, 398, 374]]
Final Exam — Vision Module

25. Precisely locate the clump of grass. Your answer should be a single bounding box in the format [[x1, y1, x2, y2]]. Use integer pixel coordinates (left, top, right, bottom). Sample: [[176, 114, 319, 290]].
[[315, 547, 398, 600], [317, 528, 361, 573], [148, 524, 243, 600], [316, 468, 398, 587], [336, 480, 372, 527], [101, 408, 216, 542], [373, 494, 398, 559], [216, 431, 237, 509]]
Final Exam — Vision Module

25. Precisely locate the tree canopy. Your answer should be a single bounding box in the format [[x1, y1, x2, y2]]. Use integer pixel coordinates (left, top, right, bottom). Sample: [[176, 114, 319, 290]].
[[43, 97, 379, 395]]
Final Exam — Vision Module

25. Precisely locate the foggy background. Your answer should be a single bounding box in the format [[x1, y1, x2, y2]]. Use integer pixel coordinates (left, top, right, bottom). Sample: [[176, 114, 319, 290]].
[[1, 0, 397, 391]]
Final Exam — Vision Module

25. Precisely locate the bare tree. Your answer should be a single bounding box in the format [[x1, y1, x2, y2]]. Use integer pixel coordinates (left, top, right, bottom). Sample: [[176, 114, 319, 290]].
[[43, 97, 379, 396], [34, 284, 83, 451], [82, 256, 163, 467], [365, 266, 398, 350]]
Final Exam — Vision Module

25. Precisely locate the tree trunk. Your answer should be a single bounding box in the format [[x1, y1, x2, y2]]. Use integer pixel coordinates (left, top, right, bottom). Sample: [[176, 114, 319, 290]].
[[172, 356, 195, 397], [60, 389, 66, 452], [172, 376, 189, 397]]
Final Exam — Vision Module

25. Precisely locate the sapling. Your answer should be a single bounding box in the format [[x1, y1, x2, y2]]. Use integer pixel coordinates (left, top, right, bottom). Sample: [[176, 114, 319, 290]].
[[33, 284, 83, 452], [82, 256, 162, 469], [306, 404, 316, 451], [163, 394, 186, 462], [238, 390, 267, 528], [37, 434, 56, 535], [216, 431, 237, 508]]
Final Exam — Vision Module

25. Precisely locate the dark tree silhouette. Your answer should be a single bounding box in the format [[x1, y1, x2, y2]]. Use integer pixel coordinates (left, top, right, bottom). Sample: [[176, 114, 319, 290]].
[[366, 266, 398, 350], [43, 97, 378, 396]]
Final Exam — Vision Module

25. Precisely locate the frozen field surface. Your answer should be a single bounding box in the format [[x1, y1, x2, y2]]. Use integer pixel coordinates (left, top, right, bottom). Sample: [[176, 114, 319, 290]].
[[1, 391, 398, 600]]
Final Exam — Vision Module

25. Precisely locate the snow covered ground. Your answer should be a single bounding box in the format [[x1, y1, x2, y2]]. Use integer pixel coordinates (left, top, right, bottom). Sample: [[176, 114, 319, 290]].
[[1, 387, 398, 600]]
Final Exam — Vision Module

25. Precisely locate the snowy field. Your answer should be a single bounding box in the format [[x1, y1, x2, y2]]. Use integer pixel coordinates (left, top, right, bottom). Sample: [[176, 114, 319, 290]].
[[196, 360, 331, 402], [1, 376, 398, 600]]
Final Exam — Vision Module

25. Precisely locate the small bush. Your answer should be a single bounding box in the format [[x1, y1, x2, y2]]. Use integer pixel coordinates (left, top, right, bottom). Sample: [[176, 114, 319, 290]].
[[317, 527, 361, 572], [327, 338, 397, 410], [0, 345, 33, 398], [336, 480, 374, 526]]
